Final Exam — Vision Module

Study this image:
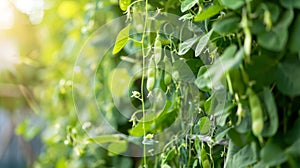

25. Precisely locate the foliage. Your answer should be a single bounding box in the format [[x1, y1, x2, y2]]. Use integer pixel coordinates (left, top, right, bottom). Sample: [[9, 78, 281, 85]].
[[3, 0, 300, 167]]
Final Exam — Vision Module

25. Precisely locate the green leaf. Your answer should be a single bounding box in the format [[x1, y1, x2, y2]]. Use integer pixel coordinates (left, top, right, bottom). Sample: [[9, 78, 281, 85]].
[[194, 5, 223, 22], [181, 0, 198, 12], [179, 13, 194, 21], [224, 140, 240, 167], [261, 88, 278, 137], [275, 60, 300, 96], [89, 134, 125, 144], [165, 147, 176, 161], [285, 139, 300, 156], [128, 120, 153, 136], [195, 30, 213, 57], [245, 53, 278, 87], [119, 0, 131, 11], [279, 0, 300, 9], [232, 143, 257, 167], [260, 143, 287, 166], [215, 103, 235, 127], [109, 68, 131, 96], [113, 24, 130, 54], [155, 108, 179, 131], [257, 29, 288, 51], [195, 45, 242, 89], [228, 128, 248, 147], [257, 10, 293, 51], [16, 119, 40, 141], [213, 16, 240, 35], [173, 59, 195, 82], [178, 36, 199, 55], [288, 14, 300, 53], [162, 164, 171, 168], [215, 127, 231, 141], [199, 116, 210, 134], [221, 0, 245, 10], [276, 9, 294, 29], [195, 66, 210, 91], [204, 95, 212, 114], [108, 140, 128, 156]]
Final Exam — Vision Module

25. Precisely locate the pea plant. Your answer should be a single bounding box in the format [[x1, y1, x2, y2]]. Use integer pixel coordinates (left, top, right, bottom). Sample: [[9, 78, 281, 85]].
[[13, 0, 300, 167], [108, 0, 300, 167]]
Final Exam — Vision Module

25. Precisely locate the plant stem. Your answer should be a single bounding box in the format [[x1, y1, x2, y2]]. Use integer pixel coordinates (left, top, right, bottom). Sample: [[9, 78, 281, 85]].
[[140, 0, 149, 167]]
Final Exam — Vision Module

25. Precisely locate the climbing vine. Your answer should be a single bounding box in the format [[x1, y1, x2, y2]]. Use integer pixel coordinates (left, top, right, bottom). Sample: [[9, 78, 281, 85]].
[[9, 0, 300, 167]]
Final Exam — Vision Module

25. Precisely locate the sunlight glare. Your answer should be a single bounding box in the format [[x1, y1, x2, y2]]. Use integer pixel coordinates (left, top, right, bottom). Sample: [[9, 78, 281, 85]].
[[12, 0, 44, 24], [0, 0, 14, 30]]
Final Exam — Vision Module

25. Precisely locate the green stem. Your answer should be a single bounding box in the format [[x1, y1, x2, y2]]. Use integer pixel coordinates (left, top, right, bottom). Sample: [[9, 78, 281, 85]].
[[141, 0, 149, 167]]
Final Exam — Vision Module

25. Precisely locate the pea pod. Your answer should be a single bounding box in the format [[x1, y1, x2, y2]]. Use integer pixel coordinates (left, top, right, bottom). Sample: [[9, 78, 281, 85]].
[[163, 56, 172, 86], [200, 148, 210, 168], [154, 34, 162, 65], [248, 88, 264, 138], [241, 9, 251, 62], [147, 59, 156, 91], [164, 72, 172, 86]]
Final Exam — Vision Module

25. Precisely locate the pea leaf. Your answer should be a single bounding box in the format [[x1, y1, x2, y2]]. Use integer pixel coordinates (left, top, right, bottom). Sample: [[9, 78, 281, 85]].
[[228, 128, 248, 147], [128, 121, 153, 136], [245, 53, 278, 87], [276, 9, 294, 29], [108, 140, 128, 156], [195, 45, 242, 89], [275, 59, 300, 96], [119, 0, 131, 11], [178, 36, 199, 55], [221, 0, 245, 10], [257, 10, 293, 51], [199, 116, 210, 134], [89, 134, 125, 144], [288, 14, 300, 53], [279, 0, 300, 9], [179, 13, 194, 21], [285, 139, 300, 155], [173, 59, 195, 82], [261, 88, 278, 137], [113, 24, 130, 54], [257, 29, 288, 51], [260, 143, 287, 166], [232, 143, 257, 167], [195, 29, 213, 57], [213, 16, 241, 34], [194, 5, 223, 22], [181, 0, 198, 12]]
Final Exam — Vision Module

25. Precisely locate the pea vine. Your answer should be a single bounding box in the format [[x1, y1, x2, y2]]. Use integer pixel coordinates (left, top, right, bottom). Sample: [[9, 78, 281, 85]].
[[14, 0, 300, 167], [111, 0, 300, 167]]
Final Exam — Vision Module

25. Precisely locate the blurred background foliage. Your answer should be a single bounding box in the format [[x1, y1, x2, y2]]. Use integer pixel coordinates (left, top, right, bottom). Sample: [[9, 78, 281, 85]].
[[2, 0, 300, 167], [0, 0, 135, 167]]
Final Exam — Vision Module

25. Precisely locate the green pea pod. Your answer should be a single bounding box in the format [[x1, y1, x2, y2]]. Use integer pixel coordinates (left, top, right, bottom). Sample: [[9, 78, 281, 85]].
[[147, 59, 156, 91], [163, 56, 172, 86], [148, 59, 156, 76], [154, 34, 162, 65], [164, 72, 172, 86], [200, 148, 210, 168], [264, 10, 272, 30], [248, 88, 264, 137], [146, 77, 155, 91], [119, 0, 131, 11]]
